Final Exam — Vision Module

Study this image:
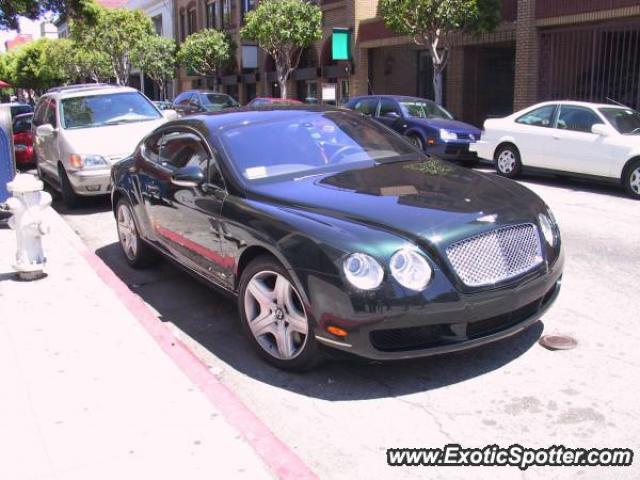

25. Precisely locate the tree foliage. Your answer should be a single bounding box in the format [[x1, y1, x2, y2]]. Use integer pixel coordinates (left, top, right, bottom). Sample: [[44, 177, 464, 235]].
[[379, 0, 501, 105], [131, 35, 176, 100], [72, 6, 153, 85], [177, 29, 234, 80], [0, 0, 98, 31], [10, 39, 68, 91], [241, 0, 321, 98]]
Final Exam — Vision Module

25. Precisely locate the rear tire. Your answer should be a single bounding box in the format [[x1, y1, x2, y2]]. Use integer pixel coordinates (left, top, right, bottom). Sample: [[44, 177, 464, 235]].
[[238, 254, 320, 371], [623, 159, 640, 199], [495, 144, 522, 179], [59, 165, 81, 209], [116, 199, 159, 268]]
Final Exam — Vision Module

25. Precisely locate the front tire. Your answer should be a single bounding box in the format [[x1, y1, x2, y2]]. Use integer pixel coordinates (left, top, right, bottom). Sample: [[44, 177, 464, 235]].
[[59, 165, 81, 209], [116, 199, 159, 268], [623, 160, 640, 199], [408, 133, 425, 151], [238, 255, 319, 371], [495, 144, 522, 179]]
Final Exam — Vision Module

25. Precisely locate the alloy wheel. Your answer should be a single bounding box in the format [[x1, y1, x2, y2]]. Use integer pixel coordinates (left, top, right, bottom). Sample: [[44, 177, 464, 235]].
[[497, 149, 516, 173], [243, 270, 309, 360], [117, 204, 138, 261], [630, 166, 640, 195]]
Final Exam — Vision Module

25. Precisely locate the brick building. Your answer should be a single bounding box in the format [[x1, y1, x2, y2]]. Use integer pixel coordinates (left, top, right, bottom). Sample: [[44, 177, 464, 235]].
[[360, 0, 640, 127]]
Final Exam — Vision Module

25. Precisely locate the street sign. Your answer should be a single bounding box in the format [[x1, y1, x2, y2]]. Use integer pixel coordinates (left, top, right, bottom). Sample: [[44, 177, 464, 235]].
[[0, 105, 15, 203], [322, 83, 336, 103]]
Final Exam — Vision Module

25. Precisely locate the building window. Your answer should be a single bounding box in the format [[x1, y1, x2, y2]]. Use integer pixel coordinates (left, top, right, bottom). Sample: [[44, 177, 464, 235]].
[[206, 1, 217, 29], [221, 0, 230, 28], [241, 0, 256, 19], [180, 12, 186, 41], [187, 8, 197, 35], [152, 14, 163, 35]]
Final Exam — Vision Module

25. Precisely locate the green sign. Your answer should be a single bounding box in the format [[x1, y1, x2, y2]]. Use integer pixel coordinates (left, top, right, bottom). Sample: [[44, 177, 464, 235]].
[[332, 28, 350, 61]]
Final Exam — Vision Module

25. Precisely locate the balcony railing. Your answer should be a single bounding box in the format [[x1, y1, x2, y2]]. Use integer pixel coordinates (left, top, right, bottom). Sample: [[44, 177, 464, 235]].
[[536, 0, 639, 19]]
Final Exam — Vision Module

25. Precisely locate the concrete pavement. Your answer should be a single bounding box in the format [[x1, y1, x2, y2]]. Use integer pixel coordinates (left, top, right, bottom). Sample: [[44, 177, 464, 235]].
[[0, 206, 314, 480]]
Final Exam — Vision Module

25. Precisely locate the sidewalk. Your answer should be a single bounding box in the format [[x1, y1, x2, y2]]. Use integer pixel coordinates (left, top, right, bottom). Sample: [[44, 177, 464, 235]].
[[0, 207, 308, 480]]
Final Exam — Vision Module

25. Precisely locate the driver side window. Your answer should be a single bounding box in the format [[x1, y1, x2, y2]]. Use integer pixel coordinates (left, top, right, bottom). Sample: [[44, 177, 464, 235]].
[[378, 98, 401, 118]]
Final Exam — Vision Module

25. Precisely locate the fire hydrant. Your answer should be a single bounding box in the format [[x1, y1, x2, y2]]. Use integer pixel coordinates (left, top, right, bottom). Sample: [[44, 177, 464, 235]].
[[4, 174, 52, 280]]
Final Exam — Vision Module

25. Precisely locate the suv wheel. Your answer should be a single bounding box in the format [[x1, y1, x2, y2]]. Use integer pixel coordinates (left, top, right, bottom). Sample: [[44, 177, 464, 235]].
[[59, 165, 81, 209], [495, 144, 522, 178], [623, 160, 640, 199]]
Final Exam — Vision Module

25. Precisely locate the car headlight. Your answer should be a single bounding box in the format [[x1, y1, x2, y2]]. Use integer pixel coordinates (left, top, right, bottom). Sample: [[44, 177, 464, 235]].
[[439, 129, 457, 141], [390, 248, 432, 291], [343, 253, 384, 290], [538, 211, 558, 247], [69, 154, 109, 169]]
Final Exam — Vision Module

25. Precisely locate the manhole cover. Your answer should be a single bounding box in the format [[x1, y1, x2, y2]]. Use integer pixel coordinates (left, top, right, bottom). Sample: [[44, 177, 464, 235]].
[[539, 334, 578, 350]]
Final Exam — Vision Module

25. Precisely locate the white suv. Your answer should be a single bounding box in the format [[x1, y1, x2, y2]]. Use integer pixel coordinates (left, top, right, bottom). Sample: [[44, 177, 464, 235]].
[[33, 84, 173, 207]]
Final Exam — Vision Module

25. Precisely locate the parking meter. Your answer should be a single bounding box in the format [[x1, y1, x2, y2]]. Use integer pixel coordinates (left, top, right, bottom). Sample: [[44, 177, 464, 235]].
[[0, 105, 15, 203]]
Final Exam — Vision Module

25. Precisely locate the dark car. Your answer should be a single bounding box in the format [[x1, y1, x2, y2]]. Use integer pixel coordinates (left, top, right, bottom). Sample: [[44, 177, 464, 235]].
[[345, 95, 481, 164], [172, 90, 239, 116], [247, 97, 303, 107], [1, 102, 34, 118], [12, 112, 34, 169], [111, 106, 563, 371]]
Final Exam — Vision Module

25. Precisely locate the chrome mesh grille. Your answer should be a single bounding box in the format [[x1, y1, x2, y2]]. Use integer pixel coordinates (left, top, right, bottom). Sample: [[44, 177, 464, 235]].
[[446, 224, 543, 287]]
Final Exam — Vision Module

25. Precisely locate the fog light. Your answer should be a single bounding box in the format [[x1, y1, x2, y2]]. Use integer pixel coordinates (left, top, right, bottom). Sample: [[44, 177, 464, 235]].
[[326, 325, 348, 337], [85, 185, 101, 192]]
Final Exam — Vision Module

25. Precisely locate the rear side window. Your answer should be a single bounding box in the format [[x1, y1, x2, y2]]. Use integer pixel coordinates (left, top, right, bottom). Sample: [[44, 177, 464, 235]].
[[516, 105, 556, 127], [33, 99, 49, 126], [173, 92, 192, 106], [353, 98, 379, 116]]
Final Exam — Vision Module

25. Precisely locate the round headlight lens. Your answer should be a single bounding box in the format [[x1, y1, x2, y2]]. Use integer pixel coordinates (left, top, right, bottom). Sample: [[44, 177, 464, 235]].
[[343, 253, 384, 290], [390, 249, 432, 291], [538, 213, 555, 246]]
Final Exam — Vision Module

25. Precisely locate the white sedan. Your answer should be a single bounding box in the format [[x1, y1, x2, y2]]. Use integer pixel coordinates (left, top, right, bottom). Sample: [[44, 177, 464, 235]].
[[471, 100, 640, 199]]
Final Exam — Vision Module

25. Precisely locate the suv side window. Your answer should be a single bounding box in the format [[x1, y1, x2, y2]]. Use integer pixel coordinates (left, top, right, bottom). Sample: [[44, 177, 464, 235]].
[[555, 105, 601, 133], [44, 99, 57, 128], [378, 98, 401, 117], [174, 92, 192, 106], [516, 105, 556, 127], [33, 98, 49, 127], [353, 98, 379, 116]]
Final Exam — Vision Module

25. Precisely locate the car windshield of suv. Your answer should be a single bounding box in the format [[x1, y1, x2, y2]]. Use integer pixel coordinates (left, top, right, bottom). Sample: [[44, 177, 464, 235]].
[[399, 99, 453, 120], [599, 107, 640, 134], [220, 111, 418, 183], [201, 94, 239, 110], [61, 92, 161, 129]]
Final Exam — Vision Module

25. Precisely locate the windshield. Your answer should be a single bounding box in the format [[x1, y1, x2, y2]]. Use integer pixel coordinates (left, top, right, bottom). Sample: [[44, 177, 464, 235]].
[[61, 92, 161, 129], [399, 100, 453, 120], [599, 107, 640, 134], [201, 93, 238, 108], [220, 111, 419, 183]]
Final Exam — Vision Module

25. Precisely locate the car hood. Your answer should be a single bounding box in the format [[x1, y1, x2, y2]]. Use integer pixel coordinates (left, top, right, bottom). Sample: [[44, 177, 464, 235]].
[[60, 118, 166, 160], [416, 117, 481, 134], [248, 159, 545, 250]]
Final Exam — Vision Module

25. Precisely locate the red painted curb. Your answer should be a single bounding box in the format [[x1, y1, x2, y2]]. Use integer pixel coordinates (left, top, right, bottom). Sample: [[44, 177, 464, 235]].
[[53, 210, 318, 480]]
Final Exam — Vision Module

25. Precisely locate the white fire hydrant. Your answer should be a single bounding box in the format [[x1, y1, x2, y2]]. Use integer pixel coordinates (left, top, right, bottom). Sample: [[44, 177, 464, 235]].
[[5, 174, 52, 280]]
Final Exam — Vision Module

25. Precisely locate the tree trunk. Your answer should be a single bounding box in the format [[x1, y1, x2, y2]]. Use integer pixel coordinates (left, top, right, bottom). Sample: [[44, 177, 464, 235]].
[[279, 77, 287, 99], [432, 66, 443, 106]]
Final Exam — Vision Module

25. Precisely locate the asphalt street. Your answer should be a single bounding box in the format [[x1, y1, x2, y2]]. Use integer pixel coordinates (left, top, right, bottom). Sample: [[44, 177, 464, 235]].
[[53, 166, 640, 479]]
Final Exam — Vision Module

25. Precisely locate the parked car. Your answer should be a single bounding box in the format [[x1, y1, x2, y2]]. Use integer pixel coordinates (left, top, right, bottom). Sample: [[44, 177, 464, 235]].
[[471, 100, 640, 199], [345, 95, 481, 164], [12, 112, 34, 169], [2, 102, 34, 118], [111, 106, 563, 371], [33, 84, 171, 208], [247, 97, 303, 107], [172, 90, 239, 116]]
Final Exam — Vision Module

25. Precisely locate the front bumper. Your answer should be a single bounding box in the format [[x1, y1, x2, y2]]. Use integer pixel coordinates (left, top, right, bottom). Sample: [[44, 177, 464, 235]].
[[68, 168, 112, 196], [428, 142, 478, 161], [469, 140, 494, 161], [308, 253, 564, 361]]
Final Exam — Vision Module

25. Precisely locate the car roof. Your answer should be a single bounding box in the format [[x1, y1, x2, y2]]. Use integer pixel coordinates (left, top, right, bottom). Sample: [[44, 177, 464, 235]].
[[527, 100, 626, 110], [175, 105, 346, 131], [181, 90, 232, 95], [45, 85, 139, 99], [351, 94, 436, 102]]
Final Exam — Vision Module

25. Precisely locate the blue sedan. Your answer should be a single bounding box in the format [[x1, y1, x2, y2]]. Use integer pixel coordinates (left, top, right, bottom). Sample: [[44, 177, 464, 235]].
[[345, 95, 481, 165]]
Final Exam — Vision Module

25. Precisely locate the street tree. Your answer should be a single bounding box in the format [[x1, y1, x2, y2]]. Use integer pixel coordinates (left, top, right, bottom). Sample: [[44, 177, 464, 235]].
[[177, 29, 234, 90], [72, 6, 154, 86], [241, 0, 321, 99], [11, 39, 67, 92], [132, 35, 177, 100], [0, 0, 98, 30], [48, 39, 111, 84], [379, 0, 501, 105]]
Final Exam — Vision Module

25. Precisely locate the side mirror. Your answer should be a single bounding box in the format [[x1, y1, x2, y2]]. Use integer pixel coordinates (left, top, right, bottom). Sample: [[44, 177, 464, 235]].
[[36, 124, 55, 137], [384, 111, 400, 119], [171, 165, 205, 188], [591, 123, 611, 136], [162, 109, 179, 121]]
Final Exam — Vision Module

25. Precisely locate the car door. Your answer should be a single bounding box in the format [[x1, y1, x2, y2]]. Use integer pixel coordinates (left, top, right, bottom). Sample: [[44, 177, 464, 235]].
[[547, 104, 613, 177], [138, 127, 230, 286], [375, 98, 403, 132], [33, 97, 60, 178], [510, 104, 558, 168]]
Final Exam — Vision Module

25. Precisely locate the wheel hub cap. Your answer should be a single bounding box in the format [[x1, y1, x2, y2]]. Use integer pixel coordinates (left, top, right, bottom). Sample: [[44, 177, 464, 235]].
[[630, 167, 640, 194]]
